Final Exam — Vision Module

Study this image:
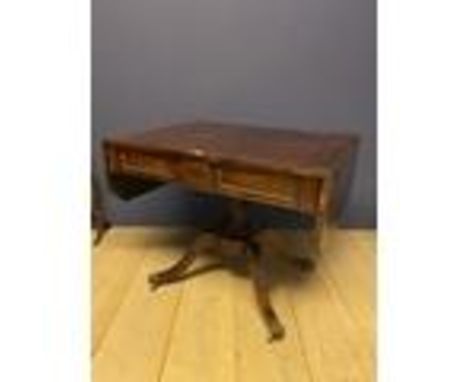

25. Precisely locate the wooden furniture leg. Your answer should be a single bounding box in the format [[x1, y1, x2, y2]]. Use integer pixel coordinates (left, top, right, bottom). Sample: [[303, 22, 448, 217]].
[[148, 247, 199, 290], [247, 240, 285, 342], [310, 221, 322, 258], [310, 178, 335, 258], [93, 213, 111, 246], [310, 212, 328, 258], [92, 173, 111, 246], [287, 256, 315, 271]]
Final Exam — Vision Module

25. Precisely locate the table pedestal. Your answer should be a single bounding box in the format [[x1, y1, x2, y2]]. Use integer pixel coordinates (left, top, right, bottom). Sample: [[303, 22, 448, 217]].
[[147, 200, 315, 342]]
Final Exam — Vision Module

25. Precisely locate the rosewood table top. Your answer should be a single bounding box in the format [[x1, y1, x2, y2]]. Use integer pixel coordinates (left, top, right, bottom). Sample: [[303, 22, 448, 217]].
[[107, 120, 358, 177]]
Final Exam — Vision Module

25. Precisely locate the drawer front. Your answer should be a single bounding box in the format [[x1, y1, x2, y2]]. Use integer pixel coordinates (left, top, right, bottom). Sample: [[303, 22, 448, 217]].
[[111, 149, 176, 180], [218, 165, 298, 208], [108, 147, 214, 189]]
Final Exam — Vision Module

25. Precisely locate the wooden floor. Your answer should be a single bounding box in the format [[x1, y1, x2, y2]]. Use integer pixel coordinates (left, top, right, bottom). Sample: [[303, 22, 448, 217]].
[[92, 227, 376, 382]]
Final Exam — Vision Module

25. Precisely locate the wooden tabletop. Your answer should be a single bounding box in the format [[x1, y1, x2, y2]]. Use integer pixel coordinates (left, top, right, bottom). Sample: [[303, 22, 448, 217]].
[[106, 121, 358, 176]]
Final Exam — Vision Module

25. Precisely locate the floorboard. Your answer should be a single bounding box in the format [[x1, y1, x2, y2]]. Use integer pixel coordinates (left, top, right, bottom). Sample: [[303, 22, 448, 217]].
[[92, 229, 148, 353], [93, 229, 189, 382], [160, 259, 236, 382]]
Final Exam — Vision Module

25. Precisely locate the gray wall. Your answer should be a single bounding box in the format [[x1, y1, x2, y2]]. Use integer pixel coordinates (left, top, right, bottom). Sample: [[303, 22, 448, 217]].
[[93, 0, 376, 227]]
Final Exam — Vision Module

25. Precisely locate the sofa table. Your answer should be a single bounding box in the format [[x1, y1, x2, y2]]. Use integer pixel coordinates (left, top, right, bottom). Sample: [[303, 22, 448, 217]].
[[103, 120, 358, 341]]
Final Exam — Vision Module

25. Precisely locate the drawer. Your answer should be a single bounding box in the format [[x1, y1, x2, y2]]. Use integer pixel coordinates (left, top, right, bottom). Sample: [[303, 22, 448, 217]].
[[218, 165, 298, 208], [110, 149, 176, 180], [109, 148, 214, 189]]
